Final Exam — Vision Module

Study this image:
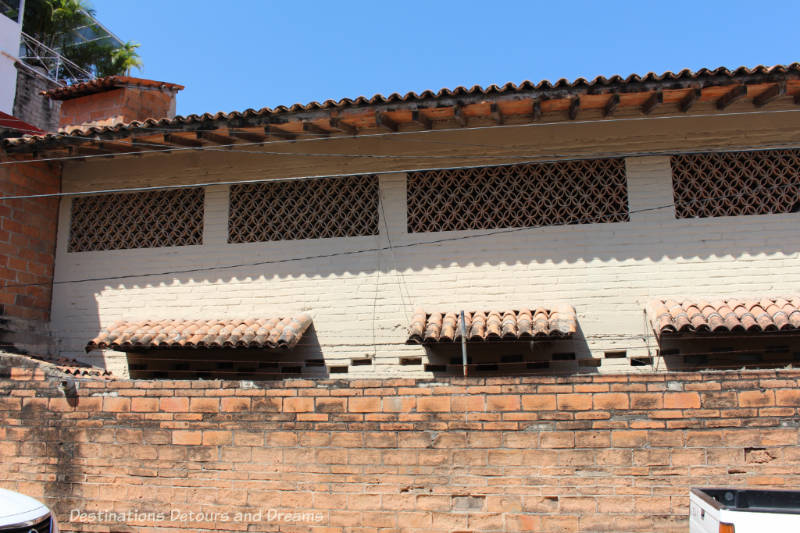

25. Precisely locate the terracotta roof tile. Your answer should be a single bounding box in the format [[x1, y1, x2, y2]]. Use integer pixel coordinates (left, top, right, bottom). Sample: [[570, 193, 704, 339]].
[[86, 314, 312, 352], [646, 297, 800, 338], [5, 352, 114, 378], [5, 64, 799, 150], [43, 76, 185, 101], [407, 305, 576, 344]]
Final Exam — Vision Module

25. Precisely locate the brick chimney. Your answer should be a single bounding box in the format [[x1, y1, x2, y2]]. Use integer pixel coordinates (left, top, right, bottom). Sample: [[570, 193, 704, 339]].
[[43, 76, 184, 130]]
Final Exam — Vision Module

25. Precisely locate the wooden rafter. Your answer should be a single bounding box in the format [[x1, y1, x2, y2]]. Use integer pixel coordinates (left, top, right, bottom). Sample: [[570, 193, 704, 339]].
[[489, 103, 503, 125], [329, 117, 358, 135], [163, 133, 202, 148], [197, 130, 239, 145], [302, 122, 331, 136], [454, 105, 468, 127], [641, 91, 662, 114], [753, 83, 784, 107], [532, 100, 542, 121], [131, 139, 174, 152], [679, 88, 701, 112], [264, 125, 297, 140], [716, 85, 747, 110], [376, 112, 399, 132], [410, 110, 432, 130], [229, 130, 267, 143], [568, 97, 580, 120], [603, 94, 620, 117]]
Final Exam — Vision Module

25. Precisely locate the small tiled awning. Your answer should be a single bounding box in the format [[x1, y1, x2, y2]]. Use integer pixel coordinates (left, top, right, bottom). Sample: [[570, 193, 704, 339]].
[[407, 306, 576, 344], [86, 314, 312, 352], [646, 298, 800, 338]]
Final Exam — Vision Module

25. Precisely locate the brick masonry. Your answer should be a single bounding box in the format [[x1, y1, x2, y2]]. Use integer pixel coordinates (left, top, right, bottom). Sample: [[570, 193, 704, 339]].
[[58, 86, 177, 129], [1, 363, 799, 532], [0, 160, 60, 354]]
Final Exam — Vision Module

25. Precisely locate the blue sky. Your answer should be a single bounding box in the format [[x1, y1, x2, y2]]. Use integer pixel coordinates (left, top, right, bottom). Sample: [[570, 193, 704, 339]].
[[92, 0, 800, 117]]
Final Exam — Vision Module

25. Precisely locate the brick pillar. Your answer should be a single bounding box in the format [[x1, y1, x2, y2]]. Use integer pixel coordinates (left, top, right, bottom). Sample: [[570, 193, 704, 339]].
[[0, 159, 61, 355]]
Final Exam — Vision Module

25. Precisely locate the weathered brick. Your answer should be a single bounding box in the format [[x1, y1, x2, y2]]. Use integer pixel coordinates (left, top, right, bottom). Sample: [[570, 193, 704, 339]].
[[593, 393, 629, 410], [557, 394, 592, 411], [664, 392, 700, 409]]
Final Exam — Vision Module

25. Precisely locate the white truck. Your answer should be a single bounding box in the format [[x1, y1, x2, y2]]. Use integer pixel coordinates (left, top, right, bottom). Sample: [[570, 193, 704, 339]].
[[690, 488, 800, 533], [0, 487, 59, 532]]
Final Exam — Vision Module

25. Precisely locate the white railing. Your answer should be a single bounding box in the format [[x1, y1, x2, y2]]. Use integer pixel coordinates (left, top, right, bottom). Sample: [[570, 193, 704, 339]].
[[17, 31, 93, 86]]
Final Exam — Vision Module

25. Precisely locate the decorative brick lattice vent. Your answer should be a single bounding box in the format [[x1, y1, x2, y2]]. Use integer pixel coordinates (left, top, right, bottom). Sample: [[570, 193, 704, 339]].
[[671, 149, 800, 219], [228, 175, 380, 242], [406, 159, 629, 232], [69, 188, 204, 252]]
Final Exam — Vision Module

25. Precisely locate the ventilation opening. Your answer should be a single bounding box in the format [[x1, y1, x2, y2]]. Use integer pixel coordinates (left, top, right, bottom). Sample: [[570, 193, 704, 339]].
[[552, 352, 576, 361], [578, 358, 601, 367], [351, 358, 372, 366], [400, 357, 422, 366], [305, 359, 325, 367], [604, 350, 627, 358], [630, 357, 653, 366], [328, 366, 349, 374], [281, 366, 302, 374], [424, 364, 447, 373]]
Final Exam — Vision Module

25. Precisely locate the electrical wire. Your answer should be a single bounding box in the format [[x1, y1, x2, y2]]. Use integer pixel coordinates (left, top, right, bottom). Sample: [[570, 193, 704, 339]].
[[1, 140, 799, 202], [1, 177, 797, 291]]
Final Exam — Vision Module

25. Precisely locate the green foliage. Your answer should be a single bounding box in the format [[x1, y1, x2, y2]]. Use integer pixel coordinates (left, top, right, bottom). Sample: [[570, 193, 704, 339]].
[[22, 0, 142, 80]]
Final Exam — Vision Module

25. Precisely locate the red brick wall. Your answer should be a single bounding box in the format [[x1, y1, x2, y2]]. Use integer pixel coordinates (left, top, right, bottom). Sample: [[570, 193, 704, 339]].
[[0, 161, 59, 335], [59, 87, 175, 128], [2, 367, 799, 532]]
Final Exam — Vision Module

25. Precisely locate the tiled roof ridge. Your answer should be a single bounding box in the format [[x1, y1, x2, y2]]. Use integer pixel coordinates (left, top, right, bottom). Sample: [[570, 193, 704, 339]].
[[6, 63, 799, 146], [646, 296, 800, 336], [43, 76, 185, 101], [86, 314, 313, 352]]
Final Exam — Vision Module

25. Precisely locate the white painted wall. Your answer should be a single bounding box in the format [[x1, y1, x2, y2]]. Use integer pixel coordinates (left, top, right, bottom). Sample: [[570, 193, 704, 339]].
[[0, 13, 21, 115], [49, 153, 800, 377]]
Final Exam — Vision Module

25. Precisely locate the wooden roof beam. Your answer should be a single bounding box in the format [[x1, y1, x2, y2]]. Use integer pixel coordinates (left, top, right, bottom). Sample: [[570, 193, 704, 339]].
[[753, 82, 785, 107], [229, 130, 267, 143], [489, 103, 504, 125], [131, 138, 174, 152], [568, 97, 580, 120], [410, 110, 432, 130], [197, 130, 239, 145], [454, 105, 468, 127], [679, 88, 701, 112], [164, 133, 203, 148], [302, 122, 331, 136], [716, 85, 747, 110], [532, 100, 542, 121], [374, 112, 398, 132], [264, 125, 297, 140], [603, 94, 620, 117], [641, 91, 663, 114], [95, 141, 141, 154], [329, 117, 358, 135], [71, 145, 116, 158]]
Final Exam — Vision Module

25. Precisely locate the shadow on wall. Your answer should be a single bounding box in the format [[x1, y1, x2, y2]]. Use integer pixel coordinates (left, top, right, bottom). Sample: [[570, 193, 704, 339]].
[[61, 212, 800, 372], [123, 324, 330, 380], [62, 212, 800, 286]]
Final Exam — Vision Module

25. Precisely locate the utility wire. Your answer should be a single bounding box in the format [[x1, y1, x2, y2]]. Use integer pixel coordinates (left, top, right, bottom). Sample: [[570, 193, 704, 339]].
[[1, 179, 798, 291], [2, 141, 800, 202]]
